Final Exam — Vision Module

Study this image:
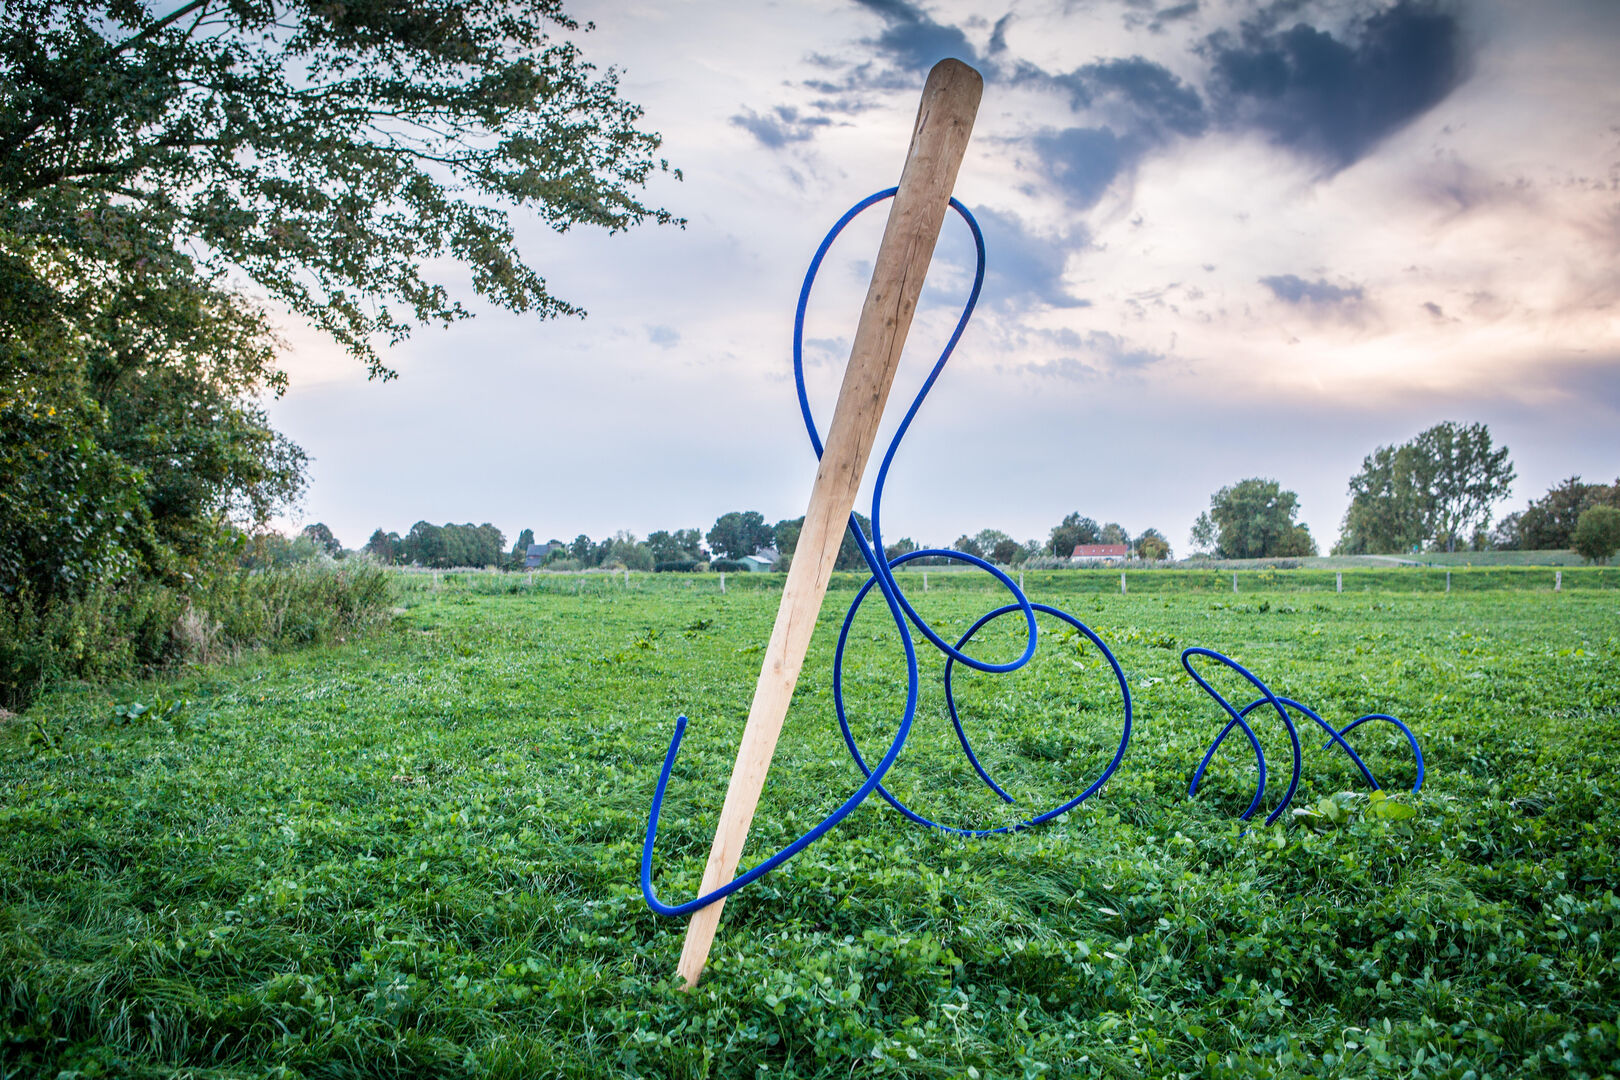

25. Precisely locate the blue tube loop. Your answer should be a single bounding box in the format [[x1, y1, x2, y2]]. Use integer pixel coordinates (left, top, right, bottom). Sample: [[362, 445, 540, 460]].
[[1182, 647, 1424, 825], [641, 191, 1133, 916]]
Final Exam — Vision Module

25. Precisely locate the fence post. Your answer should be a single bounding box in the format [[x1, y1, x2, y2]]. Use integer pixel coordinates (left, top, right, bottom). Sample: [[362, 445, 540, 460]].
[[1019, 570, 1024, 593], [1555, 570, 1562, 592], [1233, 572, 1238, 594], [924, 571, 928, 592], [720, 572, 726, 594], [1120, 571, 1127, 595], [625, 568, 630, 587], [1446, 570, 1451, 594], [1336, 571, 1342, 594]]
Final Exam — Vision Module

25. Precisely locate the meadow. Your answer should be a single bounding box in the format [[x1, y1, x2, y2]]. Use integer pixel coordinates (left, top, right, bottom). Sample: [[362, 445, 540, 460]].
[[2, 570, 1617, 1078]]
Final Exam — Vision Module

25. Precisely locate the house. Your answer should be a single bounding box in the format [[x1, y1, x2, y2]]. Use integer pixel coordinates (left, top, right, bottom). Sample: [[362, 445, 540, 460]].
[[524, 542, 561, 569], [738, 547, 781, 572], [1070, 543, 1131, 564]]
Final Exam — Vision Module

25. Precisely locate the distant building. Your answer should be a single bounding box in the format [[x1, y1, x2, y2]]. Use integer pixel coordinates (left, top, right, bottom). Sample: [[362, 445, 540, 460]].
[[739, 546, 781, 572], [524, 542, 561, 569], [1070, 543, 1130, 564]]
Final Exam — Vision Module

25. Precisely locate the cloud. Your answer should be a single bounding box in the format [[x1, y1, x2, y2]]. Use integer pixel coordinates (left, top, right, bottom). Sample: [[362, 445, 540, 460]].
[[968, 204, 1091, 309], [1207, 1, 1471, 172], [1027, 328, 1166, 380], [850, 0, 979, 71], [1260, 274, 1365, 306], [730, 106, 832, 149], [646, 325, 680, 348], [1027, 126, 1129, 209]]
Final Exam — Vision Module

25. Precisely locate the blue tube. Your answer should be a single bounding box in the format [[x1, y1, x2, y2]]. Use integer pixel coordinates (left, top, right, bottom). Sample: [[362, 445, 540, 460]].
[[641, 192, 1133, 916], [1181, 647, 1424, 824]]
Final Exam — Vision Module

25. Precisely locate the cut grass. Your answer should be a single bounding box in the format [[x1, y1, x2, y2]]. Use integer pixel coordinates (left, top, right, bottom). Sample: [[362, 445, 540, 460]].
[[1, 575, 1617, 1078]]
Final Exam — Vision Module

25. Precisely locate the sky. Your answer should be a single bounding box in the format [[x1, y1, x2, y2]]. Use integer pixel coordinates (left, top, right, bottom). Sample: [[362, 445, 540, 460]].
[[266, 0, 1620, 556]]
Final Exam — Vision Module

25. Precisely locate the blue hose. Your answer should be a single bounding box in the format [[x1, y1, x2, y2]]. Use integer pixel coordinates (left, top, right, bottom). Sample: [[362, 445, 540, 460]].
[[642, 191, 1132, 916], [1182, 646, 1424, 824]]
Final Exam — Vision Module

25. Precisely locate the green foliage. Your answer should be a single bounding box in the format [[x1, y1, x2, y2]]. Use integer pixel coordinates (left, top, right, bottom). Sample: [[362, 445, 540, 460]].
[[1049, 511, 1101, 556], [1207, 478, 1317, 559], [1135, 528, 1172, 561], [401, 521, 506, 568], [1503, 476, 1620, 551], [1572, 505, 1620, 564], [1337, 422, 1517, 554], [706, 511, 775, 561], [3, 578, 1618, 1076], [0, 558, 390, 708]]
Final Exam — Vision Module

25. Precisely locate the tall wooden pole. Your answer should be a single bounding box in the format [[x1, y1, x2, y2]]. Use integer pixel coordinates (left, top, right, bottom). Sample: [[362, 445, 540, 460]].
[[675, 58, 983, 989]]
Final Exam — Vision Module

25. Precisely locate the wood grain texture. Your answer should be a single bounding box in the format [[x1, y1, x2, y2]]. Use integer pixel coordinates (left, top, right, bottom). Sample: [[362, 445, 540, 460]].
[[676, 57, 983, 990]]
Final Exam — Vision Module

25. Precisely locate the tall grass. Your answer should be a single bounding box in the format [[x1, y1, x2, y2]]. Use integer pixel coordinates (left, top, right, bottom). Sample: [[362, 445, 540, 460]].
[[0, 558, 393, 710]]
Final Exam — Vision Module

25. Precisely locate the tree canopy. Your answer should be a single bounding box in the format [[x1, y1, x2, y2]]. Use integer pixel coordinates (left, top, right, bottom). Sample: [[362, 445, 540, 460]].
[[1, 0, 677, 607], [1205, 478, 1316, 560], [1335, 422, 1515, 554]]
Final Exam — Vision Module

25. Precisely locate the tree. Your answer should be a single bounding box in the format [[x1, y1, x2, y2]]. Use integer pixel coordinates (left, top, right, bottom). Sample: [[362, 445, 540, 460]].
[[364, 529, 401, 564], [1572, 506, 1620, 564], [568, 534, 595, 565], [1, 0, 677, 607], [1335, 422, 1515, 554], [648, 528, 705, 563], [301, 523, 341, 557], [954, 534, 985, 558], [1189, 513, 1215, 555], [773, 519, 803, 557], [1099, 522, 1129, 545], [707, 511, 774, 561], [1206, 478, 1317, 559], [884, 537, 919, 562], [1513, 476, 1620, 550], [510, 528, 536, 565], [1048, 513, 1100, 557], [990, 537, 1021, 564], [1135, 528, 1171, 561]]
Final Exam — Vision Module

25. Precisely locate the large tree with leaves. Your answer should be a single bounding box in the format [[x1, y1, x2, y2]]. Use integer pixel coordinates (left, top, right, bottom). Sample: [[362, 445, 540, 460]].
[[1335, 422, 1515, 554], [1, 0, 677, 602], [1205, 478, 1316, 560]]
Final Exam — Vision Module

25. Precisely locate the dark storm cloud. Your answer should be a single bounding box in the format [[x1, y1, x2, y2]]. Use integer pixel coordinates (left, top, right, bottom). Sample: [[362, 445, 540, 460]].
[[969, 204, 1092, 309], [1260, 274, 1365, 305], [730, 106, 832, 149], [850, 0, 978, 70], [1207, 1, 1471, 172], [1016, 56, 1207, 208]]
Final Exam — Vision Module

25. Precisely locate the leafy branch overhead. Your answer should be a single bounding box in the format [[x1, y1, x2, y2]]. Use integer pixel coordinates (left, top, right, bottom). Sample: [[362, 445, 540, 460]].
[[1, 0, 683, 378]]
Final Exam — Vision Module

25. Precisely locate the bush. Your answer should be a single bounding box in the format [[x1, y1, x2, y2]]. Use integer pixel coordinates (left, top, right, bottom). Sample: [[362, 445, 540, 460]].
[[1572, 505, 1620, 564], [653, 559, 699, 573], [709, 559, 747, 572], [0, 559, 392, 710]]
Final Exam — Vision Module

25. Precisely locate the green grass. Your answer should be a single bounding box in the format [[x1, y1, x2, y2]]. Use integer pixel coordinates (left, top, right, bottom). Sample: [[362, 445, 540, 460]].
[[2, 573, 1618, 1078]]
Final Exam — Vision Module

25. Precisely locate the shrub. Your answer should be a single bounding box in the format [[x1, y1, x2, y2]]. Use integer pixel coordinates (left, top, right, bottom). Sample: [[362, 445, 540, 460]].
[[0, 559, 392, 710], [710, 559, 747, 572], [1572, 505, 1620, 564], [653, 560, 699, 573]]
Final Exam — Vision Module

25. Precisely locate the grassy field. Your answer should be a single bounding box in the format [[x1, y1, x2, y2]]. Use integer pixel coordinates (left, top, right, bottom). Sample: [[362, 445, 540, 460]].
[[2, 571, 1618, 1078]]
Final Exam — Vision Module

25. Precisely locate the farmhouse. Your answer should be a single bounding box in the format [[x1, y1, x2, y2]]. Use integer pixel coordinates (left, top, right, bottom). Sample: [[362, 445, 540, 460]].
[[1071, 543, 1130, 564], [738, 547, 781, 572]]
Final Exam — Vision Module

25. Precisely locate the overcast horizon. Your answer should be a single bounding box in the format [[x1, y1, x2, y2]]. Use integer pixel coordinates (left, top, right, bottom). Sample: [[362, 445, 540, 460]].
[[265, 0, 1619, 556]]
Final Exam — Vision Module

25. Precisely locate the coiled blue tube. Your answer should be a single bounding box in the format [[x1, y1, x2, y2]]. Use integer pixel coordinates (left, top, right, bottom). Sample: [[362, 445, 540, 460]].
[[642, 191, 1132, 916], [1182, 646, 1424, 824]]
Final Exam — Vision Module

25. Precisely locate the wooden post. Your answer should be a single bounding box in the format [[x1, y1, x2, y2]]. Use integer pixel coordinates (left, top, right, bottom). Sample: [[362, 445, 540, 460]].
[[1336, 571, 1342, 594], [1019, 570, 1024, 593], [719, 572, 726, 594], [1556, 570, 1562, 592], [923, 571, 929, 592], [1233, 572, 1238, 594], [1120, 571, 1126, 595], [1446, 570, 1451, 594], [675, 59, 983, 990]]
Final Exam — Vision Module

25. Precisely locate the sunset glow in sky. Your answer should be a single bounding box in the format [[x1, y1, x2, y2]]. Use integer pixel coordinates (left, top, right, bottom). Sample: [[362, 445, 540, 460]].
[[268, 0, 1620, 555]]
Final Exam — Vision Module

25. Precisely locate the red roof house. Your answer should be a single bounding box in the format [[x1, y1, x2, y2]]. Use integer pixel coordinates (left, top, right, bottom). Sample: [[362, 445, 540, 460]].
[[1070, 543, 1131, 563]]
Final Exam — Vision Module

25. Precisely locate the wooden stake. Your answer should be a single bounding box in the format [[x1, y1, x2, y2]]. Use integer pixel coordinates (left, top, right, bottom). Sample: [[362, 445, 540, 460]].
[[675, 58, 983, 990]]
